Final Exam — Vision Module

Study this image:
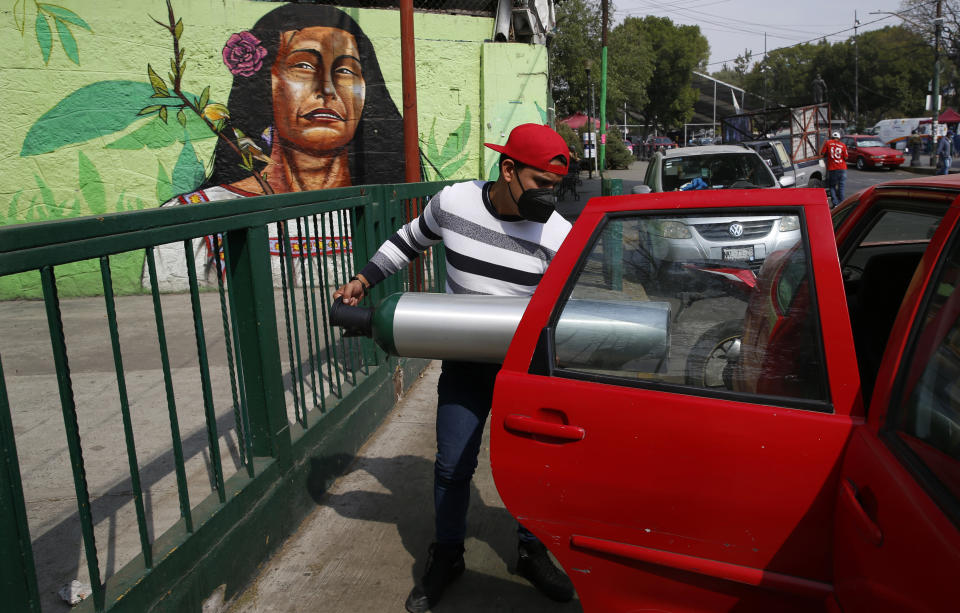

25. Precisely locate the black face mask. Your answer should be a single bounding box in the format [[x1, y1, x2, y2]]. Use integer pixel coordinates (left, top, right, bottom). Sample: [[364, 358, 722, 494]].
[[513, 186, 556, 223]]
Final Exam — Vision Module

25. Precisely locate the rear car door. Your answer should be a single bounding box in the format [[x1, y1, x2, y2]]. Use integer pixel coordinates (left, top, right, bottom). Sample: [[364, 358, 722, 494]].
[[492, 189, 861, 612], [832, 198, 960, 612]]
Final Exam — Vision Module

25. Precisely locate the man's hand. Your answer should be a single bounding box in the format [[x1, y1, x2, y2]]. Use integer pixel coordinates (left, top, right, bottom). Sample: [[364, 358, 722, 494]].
[[333, 274, 369, 306]]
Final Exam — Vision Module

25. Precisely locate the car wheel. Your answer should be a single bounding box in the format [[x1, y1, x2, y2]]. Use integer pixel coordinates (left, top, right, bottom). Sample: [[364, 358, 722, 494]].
[[684, 320, 743, 390], [856, 157, 865, 170], [807, 177, 824, 188]]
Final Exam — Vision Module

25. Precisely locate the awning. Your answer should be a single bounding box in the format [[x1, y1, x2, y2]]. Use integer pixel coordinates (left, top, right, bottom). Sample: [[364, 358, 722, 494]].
[[559, 112, 600, 130]]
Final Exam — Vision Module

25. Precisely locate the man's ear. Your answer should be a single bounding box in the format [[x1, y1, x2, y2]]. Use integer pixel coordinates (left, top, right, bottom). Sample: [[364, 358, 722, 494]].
[[500, 158, 516, 183]]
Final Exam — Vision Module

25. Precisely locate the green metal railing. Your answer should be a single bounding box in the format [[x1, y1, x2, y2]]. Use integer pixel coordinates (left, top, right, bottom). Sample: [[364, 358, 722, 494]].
[[0, 181, 451, 612]]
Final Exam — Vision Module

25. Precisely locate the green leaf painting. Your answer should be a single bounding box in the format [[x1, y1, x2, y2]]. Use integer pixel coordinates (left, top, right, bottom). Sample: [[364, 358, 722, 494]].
[[35, 12, 52, 63], [171, 139, 206, 196], [21, 81, 204, 156], [105, 112, 215, 150], [26, 3, 92, 65], [156, 162, 174, 205], [422, 108, 473, 180], [78, 151, 107, 215]]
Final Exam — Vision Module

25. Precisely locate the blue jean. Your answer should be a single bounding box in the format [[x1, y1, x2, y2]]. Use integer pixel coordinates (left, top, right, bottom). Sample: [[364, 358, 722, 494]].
[[827, 169, 846, 206], [937, 155, 952, 175], [434, 360, 537, 544]]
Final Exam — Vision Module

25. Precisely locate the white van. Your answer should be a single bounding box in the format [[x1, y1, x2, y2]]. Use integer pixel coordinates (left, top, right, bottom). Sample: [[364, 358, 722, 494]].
[[871, 118, 932, 150]]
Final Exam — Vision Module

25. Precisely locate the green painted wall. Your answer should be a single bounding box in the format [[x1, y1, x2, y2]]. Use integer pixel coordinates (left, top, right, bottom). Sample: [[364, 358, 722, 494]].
[[1, 1, 549, 298]]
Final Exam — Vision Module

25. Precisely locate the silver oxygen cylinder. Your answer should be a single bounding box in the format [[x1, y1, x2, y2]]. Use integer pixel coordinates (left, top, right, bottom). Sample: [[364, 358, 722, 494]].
[[329, 292, 670, 369]]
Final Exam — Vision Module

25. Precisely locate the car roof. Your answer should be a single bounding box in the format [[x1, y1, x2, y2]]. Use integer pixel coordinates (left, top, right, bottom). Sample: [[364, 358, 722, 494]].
[[663, 145, 754, 157]]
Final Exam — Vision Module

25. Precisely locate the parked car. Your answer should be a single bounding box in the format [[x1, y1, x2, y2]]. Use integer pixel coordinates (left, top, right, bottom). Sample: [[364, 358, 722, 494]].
[[632, 145, 794, 281], [637, 145, 779, 192], [642, 135, 677, 158], [742, 138, 826, 187], [842, 134, 906, 170], [491, 174, 960, 612]]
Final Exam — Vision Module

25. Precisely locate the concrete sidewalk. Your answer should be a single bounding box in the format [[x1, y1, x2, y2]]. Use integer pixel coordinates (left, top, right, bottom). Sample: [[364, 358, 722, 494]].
[[226, 361, 584, 613]]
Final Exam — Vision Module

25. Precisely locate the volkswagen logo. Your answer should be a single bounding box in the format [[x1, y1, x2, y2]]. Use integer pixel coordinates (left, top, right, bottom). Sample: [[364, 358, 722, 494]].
[[728, 223, 744, 238]]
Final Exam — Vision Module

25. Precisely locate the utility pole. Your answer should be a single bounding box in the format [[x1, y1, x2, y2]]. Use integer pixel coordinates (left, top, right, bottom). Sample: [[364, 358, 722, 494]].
[[599, 0, 609, 177], [762, 32, 767, 111], [854, 11, 859, 132], [931, 0, 943, 166]]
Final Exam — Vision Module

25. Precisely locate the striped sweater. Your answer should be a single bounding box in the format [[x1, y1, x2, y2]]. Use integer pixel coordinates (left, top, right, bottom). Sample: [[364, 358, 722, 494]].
[[360, 180, 571, 295]]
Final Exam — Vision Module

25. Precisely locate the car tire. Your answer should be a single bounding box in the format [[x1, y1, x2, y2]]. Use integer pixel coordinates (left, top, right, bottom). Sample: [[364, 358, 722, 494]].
[[856, 157, 865, 170], [807, 177, 824, 188], [684, 320, 744, 390]]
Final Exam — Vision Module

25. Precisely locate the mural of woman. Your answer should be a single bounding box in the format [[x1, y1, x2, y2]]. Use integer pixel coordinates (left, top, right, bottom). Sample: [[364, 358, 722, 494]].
[[151, 3, 405, 291]]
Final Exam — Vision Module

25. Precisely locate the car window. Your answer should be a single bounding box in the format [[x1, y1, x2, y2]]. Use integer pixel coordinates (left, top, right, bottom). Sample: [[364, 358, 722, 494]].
[[660, 153, 777, 191], [887, 229, 960, 520], [772, 142, 792, 168], [857, 138, 886, 148], [550, 212, 829, 410]]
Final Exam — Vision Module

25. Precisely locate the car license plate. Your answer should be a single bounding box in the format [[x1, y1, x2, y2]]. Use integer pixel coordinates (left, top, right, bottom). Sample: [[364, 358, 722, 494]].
[[722, 246, 754, 261]]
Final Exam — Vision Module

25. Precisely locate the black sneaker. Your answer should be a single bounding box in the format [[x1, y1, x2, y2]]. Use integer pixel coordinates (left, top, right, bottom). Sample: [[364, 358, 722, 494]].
[[405, 542, 465, 613], [516, 540, 574, 602]]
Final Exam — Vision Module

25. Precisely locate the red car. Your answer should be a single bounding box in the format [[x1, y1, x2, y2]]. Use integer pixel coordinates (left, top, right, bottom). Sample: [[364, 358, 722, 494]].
[[842, 134, 905, 170], [491, 176, 960, 612]]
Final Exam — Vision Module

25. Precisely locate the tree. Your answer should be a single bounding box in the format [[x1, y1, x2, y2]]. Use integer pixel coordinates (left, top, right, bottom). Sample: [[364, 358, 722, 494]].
[[630, 16, 709, 136], [607, 16, 653, 122], [549, 0, 603, 117]]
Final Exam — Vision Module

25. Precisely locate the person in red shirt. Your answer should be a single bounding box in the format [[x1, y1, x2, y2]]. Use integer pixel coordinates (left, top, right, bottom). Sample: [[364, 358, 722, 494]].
[[820, 131, 848, 207]]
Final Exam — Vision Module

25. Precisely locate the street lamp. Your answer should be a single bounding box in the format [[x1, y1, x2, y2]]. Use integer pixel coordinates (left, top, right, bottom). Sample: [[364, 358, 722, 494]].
[[585, 60, 595, 179]]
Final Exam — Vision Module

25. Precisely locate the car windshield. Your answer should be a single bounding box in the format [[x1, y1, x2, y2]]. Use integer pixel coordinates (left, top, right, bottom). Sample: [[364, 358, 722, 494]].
[[856, 139, 886, 147], [661, 153, 776, 191]]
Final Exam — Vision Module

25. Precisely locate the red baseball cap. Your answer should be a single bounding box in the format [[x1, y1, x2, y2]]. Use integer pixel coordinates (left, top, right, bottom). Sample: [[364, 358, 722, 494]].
[[484, 123, 569, 175]]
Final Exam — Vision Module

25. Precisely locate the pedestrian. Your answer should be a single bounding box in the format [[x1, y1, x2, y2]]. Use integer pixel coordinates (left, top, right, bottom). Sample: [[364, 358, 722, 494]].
[[952, 129, 960, 159], [937, 131, 954, 175], [820, 130, 848, 207], [333, 123, 576, 613]]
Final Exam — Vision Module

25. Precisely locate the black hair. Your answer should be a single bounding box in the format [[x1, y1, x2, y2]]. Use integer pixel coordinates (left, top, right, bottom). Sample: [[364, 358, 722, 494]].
[[205, 3, 405, 188]]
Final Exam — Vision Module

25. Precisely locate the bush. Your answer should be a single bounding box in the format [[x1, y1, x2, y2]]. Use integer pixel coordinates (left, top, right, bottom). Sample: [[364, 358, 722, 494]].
[[604, 130, 635, 170], [556, 123, 583, 159]]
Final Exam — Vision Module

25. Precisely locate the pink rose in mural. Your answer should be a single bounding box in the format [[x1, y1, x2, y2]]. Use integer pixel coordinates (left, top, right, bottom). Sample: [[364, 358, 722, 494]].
[[222, 32, 267, 77]]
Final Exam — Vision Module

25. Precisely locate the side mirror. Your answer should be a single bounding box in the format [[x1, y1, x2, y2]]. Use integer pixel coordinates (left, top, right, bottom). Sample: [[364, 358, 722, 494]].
[[779, 175, 796, 188], [632, 184, 652, 194]]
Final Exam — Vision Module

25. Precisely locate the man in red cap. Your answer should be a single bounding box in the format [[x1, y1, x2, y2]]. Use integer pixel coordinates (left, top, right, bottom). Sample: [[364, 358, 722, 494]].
[[334, 123, 574, 611]]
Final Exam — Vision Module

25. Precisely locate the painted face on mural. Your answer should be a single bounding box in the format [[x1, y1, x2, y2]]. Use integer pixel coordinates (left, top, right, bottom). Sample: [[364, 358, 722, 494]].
[[271, 26, 366, 154]]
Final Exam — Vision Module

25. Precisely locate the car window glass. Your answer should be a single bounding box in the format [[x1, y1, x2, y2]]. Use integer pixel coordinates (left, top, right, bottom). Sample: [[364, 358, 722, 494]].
[[551, 212, 829, 409], [660, 154, 776, 191], [842, 203, 950, 403], [889, 230, 960, 508], [772, 142, 792, 168]]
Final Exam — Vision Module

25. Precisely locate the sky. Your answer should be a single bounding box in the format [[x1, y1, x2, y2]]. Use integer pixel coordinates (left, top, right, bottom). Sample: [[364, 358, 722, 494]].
[[610, 0, 914, 70]]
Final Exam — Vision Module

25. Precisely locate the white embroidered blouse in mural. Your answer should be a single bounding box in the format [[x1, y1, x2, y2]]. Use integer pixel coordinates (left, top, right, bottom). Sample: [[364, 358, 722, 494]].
[[145, 185, 351, 292]]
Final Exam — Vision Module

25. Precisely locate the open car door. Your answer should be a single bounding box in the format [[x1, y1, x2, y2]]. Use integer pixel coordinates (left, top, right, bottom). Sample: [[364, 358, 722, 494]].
[[491, 188, 863, 612], [831, 200, 960, 612]]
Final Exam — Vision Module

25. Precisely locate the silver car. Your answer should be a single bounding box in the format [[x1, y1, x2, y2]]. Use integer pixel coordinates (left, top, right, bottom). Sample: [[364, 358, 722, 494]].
[[631, 146, 800, 282]]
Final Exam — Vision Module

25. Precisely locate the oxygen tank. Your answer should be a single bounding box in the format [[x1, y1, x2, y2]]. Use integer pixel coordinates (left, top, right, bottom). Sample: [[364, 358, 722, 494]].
[[329, 292, 670, 370]]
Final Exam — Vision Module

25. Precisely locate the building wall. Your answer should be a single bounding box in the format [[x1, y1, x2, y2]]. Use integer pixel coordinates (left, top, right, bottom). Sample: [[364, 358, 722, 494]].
[[1, 0, 548, 298]]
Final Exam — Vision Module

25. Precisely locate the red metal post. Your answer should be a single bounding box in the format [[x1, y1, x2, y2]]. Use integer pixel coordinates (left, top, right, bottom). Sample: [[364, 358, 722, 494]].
[[400, 0, 421, 184]]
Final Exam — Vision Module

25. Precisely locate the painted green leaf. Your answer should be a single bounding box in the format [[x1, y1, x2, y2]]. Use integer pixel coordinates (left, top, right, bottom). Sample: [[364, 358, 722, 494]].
[[21, 81, 175, 156], [174, 18, 183, 41], [147, 64, 168, 96], [535, 101, 547, 124], [425, 118, 440, 162], [138, 105, 162, 115], [439, 107, 471, 163], [177, 108, 187, 127], [440, 156, 470, 178], [14, 0, 27, 35], [158, 106, 168, 123], [35, 13, 52, 64], [105, 112, 215, 150], [5, 191, 23, 225], [156, 162, 173, 204], [78, 151, 107, 214], [199, 86, 210, 110], [172, 139, 207, 195], [53, 18, 79, 64], [38, 4, 92, 31]]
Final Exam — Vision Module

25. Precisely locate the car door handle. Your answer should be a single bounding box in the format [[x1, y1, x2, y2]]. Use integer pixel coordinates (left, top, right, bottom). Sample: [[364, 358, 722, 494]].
[[504, 414, 585, 441], [841, 479, 883, 546]]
